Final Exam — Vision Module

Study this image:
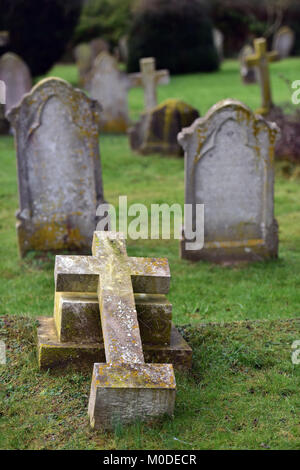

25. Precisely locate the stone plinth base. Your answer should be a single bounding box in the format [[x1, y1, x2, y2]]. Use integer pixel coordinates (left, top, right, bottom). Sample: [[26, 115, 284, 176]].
[[37, 317, 192, 371], [88, 362, 176, 430], [180, 223, 278, 264]]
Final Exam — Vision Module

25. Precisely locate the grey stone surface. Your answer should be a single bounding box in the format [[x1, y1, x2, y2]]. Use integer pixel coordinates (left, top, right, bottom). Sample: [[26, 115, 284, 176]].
[[129, 57, 170, 112], [273, 26, 295, 59], [7, 77, 105, 256], [90, 38, 109, 62], [88, 363, 176, 430], [74, 43, 93, 87], [178, 99, 280, 263], [239, 45, 257, 84], [213, 28, 224, 62], [86, 51, 132, 132], [37, 231, 192, 375], [0, 52, 32, 113], [83, 232, 176, 430]]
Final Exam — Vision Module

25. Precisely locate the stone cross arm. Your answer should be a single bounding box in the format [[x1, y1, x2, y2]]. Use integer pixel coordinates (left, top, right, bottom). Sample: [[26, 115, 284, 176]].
[[245, 38, 279, 67], [55, 236, 170, 295], [128, 69, 170, 89]]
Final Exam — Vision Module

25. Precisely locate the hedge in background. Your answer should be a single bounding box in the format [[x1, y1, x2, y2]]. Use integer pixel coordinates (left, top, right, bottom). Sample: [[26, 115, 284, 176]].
[[0, 0, 82, 77], [74, 0, 133, 47], [127, 0, 219, 75], [211, 0, 300, 57]]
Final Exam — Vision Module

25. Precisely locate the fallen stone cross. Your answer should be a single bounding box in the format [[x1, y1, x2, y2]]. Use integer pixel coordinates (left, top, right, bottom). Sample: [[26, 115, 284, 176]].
[[88, 232, 175, 429], [37, 231, 192, 428]]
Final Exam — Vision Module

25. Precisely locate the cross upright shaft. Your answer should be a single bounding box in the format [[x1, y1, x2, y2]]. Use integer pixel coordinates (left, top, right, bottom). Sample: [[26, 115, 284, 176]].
[[245, 38, 279, 115], [129, 57, 169, 111], [92, 232, 144, 364]]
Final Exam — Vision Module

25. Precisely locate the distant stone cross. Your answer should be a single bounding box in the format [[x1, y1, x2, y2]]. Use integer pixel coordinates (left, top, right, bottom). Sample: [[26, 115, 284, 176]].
[[245, 38, 279, 115], [130, 57, 170, 111], [55, 231, 176, 429]]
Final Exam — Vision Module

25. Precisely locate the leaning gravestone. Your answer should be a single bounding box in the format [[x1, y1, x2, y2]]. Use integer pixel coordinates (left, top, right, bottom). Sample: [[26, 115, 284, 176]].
[[37, 231, 192, 429], [7, 77, 105, 257], [178, 99, 280, 263], [0, 52, 32, 114], [272, 26, 295, 59], [129, 98, 199, 156], [86, 51, 133, 132], [239, 45, 257, 84]]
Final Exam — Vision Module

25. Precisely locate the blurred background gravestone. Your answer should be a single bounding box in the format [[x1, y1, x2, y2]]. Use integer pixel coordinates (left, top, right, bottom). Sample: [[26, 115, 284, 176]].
[[86, 51, 133, 133], [179, 99, 280, 263], [213, 28, 224, 63], [272, 26, 295, 59], [7, 77, 105, 257], [239, 45, 257, 84], [0, 52, 32, 114], [129, 99, 200, 157]]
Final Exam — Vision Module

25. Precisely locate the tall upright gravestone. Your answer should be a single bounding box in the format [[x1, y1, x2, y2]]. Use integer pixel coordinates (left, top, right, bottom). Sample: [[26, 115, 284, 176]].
[[272, 26, 295, 59], [86, 51, 133, 133], [178, 99, 280, 263], [7, 77, 105, 257], [0, 52, 32, 113]]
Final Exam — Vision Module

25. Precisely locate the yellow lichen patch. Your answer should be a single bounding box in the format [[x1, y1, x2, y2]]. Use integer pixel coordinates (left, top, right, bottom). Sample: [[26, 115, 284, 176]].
[[18, 221, 86, 255], [101, 118, 128, 134], [205, 239, 264, 249]]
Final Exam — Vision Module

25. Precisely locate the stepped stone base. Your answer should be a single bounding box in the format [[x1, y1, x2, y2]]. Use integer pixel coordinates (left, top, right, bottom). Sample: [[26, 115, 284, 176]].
[[37, 317, 192, 371]]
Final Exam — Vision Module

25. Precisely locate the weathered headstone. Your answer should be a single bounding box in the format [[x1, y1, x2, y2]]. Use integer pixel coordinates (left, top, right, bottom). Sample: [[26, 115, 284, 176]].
[[245, 37, 279, 115], [90, 38, 110, 62], [239, 45, 257, 84], [272, 26, 295, 59], [213, 28, 224, 63], [0, 52, 32, 114], [129, 98, 199, 156], [37, 229, 192, 371], [178, 99, 280, 263], [74, 43, 93, 87], [130, 57, 170, 111], [86, 51, 133, 132], [86, 54, 170, 132], [37, 231, 192, 429], [0, 31, 9, 47], [7, 77, 105, 257], [74, 39, 110, 87], [0, 77, 8, 134]]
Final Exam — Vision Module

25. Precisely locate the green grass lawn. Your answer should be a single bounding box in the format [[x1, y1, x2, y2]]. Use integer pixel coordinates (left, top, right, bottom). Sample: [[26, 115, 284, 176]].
[[0, 59, 299, 450], [0, 316, 299, 450]]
